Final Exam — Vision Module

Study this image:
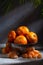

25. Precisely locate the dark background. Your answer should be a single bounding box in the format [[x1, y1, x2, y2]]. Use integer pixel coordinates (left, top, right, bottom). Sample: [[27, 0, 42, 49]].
[[0, 0, 43, 17], [0, 0, 30, 15]]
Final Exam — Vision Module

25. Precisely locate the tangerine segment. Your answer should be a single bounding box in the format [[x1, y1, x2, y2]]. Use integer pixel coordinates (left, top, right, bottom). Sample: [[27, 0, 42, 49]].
[[8, 51, 18, 58]]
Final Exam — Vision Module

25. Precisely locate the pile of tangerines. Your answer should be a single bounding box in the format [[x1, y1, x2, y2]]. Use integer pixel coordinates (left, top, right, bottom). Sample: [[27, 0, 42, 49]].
[[2, 26, 42, 59], [8, 26, 38, 45]]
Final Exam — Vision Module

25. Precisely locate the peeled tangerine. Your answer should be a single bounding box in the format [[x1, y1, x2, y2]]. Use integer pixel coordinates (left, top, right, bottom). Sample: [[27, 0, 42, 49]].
[[22, 50, 42, 58], [14, 35, 27, 45], [8, 30, 16, 42], [26, 32, 38, 44], [16, 26, 29, 35]]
